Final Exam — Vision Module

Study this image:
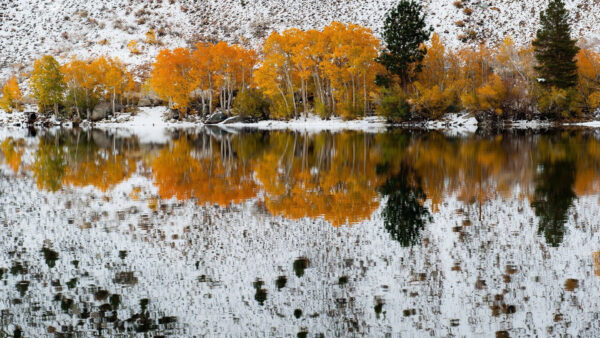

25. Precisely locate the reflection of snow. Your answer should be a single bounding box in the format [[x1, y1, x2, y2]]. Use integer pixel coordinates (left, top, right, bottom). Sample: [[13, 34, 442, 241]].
[[1, 130, 600, 335]]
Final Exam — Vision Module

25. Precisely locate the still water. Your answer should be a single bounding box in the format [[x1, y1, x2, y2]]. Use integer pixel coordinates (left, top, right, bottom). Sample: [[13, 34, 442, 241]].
[[1, 126, 600, 336]]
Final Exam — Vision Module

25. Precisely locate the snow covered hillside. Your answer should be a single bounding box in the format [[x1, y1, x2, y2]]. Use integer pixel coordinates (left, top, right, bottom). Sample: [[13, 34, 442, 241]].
[[1, 0, 600, 79]]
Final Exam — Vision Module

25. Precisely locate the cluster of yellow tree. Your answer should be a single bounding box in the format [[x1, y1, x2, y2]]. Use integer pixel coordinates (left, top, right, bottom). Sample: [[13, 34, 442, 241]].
[[123, 27, 600, 120], [149, 41, 256, 115], [2, 22, 600, 121], [149, 22, 381, 119], [411, 34, 600, 119], [0, 55, 134, 118], [59, 56, 134, 118], [255, 22, 381, 119]]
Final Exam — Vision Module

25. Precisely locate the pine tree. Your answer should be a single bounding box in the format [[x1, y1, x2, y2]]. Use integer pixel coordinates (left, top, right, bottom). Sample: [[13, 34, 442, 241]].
[[532, 0, 579, 89], [378, 0, 433, 88]]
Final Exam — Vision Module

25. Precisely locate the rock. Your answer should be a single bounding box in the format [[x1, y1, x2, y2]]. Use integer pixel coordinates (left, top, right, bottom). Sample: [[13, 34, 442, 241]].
[[91, 102, 111, 121], [166, 109, 181, 120], [204, 111, 228, 124], [137, 97, 153, 107], [27, 112, 37, 124], [222, 115, 255, 124]]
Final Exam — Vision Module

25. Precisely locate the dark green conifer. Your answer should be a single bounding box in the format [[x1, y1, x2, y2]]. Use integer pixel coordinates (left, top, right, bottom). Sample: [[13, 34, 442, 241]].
[[532, 0, 579, 89], [378, 0, 433, 88]]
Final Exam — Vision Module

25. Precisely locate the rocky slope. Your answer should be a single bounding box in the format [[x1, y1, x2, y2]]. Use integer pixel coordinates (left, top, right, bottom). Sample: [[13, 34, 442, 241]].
[[1, 0, 600, 79]]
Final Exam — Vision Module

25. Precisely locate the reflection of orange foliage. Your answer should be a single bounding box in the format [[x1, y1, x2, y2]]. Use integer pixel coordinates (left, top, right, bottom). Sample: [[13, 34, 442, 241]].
[[594, 252, 600, 277], [64, 153, 136, 192], [151, 137, 257, 206], [255, 133, 381, 226], [0, 138, 24, 173]]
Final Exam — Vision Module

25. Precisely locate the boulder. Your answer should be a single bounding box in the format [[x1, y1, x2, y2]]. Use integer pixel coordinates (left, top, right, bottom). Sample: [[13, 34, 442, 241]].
[[137, 97, 153, 107], [91, 102, 111, 121], [222, 115, 254, 124], [204, 111, 228, 124]]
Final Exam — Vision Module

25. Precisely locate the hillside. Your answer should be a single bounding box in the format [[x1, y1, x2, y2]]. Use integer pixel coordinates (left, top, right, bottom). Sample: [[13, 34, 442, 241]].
[[1, 0, 600, 79]]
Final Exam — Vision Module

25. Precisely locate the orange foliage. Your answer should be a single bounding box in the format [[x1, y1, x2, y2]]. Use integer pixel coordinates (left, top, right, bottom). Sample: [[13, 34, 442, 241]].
[[0, 77, 23, 113], [576, 48, 600, 110], [150, 48, 196, 112], [255, 22, 381, 119]]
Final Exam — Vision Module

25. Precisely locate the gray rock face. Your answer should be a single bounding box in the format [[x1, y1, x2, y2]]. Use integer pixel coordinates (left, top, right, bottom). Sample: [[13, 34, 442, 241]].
[[204, 111, 228, 125], [222, 115, 253, 124], [91, 102, 111, 121], [137, 97, 153, 107]]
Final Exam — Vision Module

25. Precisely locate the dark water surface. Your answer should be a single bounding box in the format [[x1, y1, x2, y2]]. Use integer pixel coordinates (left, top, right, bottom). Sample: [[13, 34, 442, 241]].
[[1, 127, 600, 336]]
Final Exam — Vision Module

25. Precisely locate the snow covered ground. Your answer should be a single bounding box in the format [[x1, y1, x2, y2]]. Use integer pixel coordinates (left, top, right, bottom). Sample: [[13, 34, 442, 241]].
[[224, 114, 388, 133]]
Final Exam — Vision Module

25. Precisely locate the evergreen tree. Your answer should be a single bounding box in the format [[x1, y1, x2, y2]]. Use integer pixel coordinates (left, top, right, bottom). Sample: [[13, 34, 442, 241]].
[[378, 0, 433, 88], [532, 0, 579, 89]]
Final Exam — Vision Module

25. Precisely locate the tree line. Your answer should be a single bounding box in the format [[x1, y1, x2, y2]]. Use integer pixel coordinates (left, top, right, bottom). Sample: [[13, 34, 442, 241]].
[[0, 0, 599, 122]]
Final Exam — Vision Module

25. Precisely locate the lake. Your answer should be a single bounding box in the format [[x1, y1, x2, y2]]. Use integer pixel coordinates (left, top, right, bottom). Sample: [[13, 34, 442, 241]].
[[0, 126, 599, 336]]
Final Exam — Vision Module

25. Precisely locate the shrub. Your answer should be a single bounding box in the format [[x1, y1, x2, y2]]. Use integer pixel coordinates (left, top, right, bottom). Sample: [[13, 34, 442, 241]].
[[377, 89, 411, 122], [232, 88, 270, 120], [538, 87, 581, 119], [414, 83, 456, 119], [314, 98, 332, 119]]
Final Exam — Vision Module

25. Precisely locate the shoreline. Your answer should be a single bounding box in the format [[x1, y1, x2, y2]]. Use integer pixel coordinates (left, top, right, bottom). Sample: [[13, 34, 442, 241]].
[[1, 107, 600, 133]]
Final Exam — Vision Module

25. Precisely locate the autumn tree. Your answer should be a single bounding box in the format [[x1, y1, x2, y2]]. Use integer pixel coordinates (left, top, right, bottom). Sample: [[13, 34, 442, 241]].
[[208, 42, 257, 113], [412, 33, 459, 117], [533, 0, 579, 89], [576, 48, 600, 112], [30, 55, 65, 115], [0, 77, 23, 113], [150, 48, 196, 114], [255, 23, 381, 119], [192, 42, 217, 114], [457, 44, 507, 115], [95, 57, 133, 115], [378, 0, 433, 88], [62, 58, 100, 118], [495, 36, 537, 117]]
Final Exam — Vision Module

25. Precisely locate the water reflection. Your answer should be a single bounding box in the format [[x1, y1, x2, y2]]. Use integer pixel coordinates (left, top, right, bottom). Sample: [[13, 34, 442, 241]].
[[2, 127, 600, 335], [378, 163, 431, 246], [531, 159, 576, 247], [11, 128, 600, 245]]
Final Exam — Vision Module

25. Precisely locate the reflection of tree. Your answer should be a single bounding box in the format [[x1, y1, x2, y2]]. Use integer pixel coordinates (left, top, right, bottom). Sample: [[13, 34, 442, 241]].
[[31, 138, 67, 192], [378, 163, 431, 247], [531, 159, 576, 247], [0, 138, 25, 173], [30, 130, 139, 192], [152, 137, 257, 206], [255, 132, 381, 226]]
